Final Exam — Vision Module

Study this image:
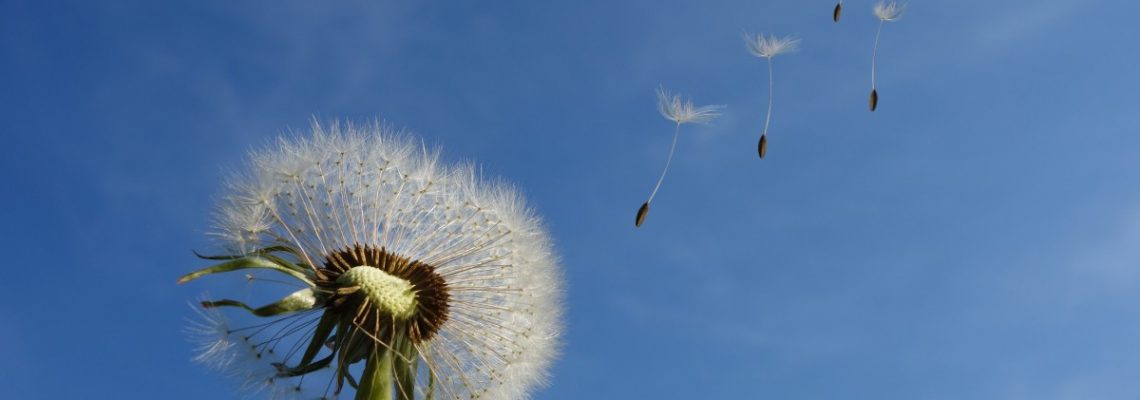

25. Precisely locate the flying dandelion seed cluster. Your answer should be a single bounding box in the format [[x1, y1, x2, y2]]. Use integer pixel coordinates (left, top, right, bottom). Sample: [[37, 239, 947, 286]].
[[633, 1, 910, 228], [182, 121, 562, 400]]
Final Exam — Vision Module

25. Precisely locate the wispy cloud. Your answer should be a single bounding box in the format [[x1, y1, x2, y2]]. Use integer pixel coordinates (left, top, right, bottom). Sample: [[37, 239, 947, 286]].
[[971, 0, 1081, 55], [1064, 206, 1140, 292]]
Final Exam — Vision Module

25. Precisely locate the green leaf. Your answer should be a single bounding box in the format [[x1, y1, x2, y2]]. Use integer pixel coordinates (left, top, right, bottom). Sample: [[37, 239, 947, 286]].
[[177, 256, 314, 286], [262, 253, 310, 273], [276, 353, 335, 377], [334, 319, 353, 394], [201, 288, 320, 317], [193, 245, 305, 260], [296, 311, 339, 369]]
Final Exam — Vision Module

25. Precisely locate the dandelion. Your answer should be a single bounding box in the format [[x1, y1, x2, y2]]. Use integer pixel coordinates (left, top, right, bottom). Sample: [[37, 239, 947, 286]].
[[870, 1, 906, 112], [180, 120, 562, 400], [744, 33, 800, 159], [833, 1, 843, 22], [636, 87, 722, 227]]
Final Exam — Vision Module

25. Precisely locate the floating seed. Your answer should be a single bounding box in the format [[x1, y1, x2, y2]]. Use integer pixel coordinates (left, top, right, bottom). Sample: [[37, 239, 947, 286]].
[[635, 202, 650, 228], [758, 134, 768, 159], [744, 33, 798, 163], [833, 3, 842, 22], [869, 2, 905, 113]]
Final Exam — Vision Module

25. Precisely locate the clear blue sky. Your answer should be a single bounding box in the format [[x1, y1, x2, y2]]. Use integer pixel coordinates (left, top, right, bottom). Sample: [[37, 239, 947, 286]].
[[3, 0, 1140, 398]]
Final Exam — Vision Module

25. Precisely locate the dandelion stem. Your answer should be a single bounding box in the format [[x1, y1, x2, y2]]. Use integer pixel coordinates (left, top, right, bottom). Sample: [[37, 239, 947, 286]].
[[871, 19, 885, 90], [356, 346, 394, 400], [646, 122, 682, 204], [393, 336, 418, 400]]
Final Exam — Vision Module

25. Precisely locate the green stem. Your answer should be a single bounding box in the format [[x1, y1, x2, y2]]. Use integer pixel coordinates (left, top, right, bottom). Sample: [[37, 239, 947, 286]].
[[393, 335, 419, 400], [356, 346, 394, 400], [423, 343, 435, 400]]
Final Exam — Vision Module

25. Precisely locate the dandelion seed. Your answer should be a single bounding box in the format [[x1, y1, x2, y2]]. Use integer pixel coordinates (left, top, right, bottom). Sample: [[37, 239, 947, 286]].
[[635, 202, 649, 228], [637, 88, 722, 227], [744, 33, 799, 59], [758, 134, 768, 159], [870, 1, 906, 112], [656, 86, 723, 125], [874, 0, 906, 21], [182, 120, 562, 400], [834, 1, 843, 22], [744, 33, 799, 159]]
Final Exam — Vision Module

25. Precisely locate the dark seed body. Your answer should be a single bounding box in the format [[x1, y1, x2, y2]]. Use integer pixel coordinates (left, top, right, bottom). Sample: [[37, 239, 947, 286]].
[[869, 89, 879, 112], [833, 3, 842, 22], [758, 134, 768, 159], [635, 202, 649, 227]]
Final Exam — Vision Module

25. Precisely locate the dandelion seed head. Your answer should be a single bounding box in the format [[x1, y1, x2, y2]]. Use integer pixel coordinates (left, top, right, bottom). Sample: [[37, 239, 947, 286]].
[[191, 120, 563, 399], [656, 87, 724, 125], [743, 33, 800, 58], [874, 1, 906, 21]]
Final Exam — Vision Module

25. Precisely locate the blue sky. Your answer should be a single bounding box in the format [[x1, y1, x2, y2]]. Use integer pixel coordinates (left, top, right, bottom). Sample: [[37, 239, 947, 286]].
[[3, 0, 1140, 398]]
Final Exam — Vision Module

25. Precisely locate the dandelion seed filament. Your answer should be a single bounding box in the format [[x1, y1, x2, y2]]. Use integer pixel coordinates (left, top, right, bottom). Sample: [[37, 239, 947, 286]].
[[744, 33, 798, 159], [870, 1, 906, 112], [637, 89, 721, 227]]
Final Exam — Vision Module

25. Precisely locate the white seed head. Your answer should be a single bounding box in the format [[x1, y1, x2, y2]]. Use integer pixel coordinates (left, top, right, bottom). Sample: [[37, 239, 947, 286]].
[[874, 1, 906, 21], [202, 120, 563, 399], [656, 87, 724, 125], [743, 33, 800, 58]]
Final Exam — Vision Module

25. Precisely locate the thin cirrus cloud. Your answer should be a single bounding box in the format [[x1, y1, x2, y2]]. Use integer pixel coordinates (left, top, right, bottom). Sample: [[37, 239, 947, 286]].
[[971, 0, 1081, 54]]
